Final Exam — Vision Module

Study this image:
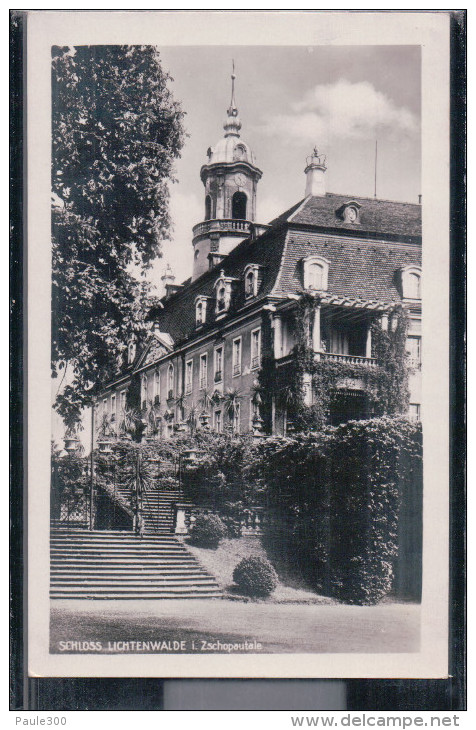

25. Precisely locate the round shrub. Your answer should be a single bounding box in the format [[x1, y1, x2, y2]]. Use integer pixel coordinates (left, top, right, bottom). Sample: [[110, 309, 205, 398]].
[[189, 513, 226, 548], [232, 556, 278, 597]]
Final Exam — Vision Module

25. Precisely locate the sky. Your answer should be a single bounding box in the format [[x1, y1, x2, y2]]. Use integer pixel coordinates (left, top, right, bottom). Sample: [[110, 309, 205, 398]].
[[149, 45, 421, 290]]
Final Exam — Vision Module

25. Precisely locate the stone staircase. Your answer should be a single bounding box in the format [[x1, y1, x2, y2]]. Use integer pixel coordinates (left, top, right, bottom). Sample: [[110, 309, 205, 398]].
[[50, 527, 222, 600], [141, 487, 192, 534]]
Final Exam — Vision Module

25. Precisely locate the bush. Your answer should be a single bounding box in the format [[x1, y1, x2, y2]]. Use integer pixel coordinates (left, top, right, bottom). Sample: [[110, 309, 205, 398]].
[[232, 556, 278, 597], [189, 513, 226, 548]]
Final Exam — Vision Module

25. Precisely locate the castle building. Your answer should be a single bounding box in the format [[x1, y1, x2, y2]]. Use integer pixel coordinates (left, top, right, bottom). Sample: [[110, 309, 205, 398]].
[[96, 74, 422, 440]]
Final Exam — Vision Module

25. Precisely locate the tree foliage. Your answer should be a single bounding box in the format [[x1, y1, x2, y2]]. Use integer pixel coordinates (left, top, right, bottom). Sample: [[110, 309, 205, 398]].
[[51, 45, 185, 424]]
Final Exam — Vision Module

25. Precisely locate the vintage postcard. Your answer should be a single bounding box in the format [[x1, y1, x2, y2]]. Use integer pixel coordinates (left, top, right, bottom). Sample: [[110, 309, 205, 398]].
[[26, 10, 451, 678]]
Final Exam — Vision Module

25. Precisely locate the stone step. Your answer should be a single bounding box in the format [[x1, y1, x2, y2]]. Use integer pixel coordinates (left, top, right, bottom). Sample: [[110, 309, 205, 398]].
[[51, 567, 211, 577], [50, 529, 221, 600], [50, 588, 223, 601], [51, 576, 216, 586], [50, 583, 220, 593]]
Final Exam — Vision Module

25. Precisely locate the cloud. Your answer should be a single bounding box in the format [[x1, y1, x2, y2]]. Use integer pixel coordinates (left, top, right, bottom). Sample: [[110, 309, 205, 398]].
[[256, 79, 418, 145]]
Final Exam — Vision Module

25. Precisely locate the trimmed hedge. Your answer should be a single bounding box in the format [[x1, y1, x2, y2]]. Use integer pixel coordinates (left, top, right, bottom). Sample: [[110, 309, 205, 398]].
[[233, 556, 278, 597], [189, 513, 226, 548]]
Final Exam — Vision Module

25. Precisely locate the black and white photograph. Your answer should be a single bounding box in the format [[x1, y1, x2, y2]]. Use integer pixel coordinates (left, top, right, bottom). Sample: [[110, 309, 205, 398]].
[[25, 11, 451, 679]]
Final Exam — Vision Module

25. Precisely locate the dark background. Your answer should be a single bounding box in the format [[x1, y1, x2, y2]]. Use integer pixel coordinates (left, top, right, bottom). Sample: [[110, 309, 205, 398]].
[[10, 10, 466, 712]]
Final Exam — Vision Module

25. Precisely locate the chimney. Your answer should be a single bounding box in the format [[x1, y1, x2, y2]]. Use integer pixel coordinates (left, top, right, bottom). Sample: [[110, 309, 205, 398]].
[[161, 263, 175, 297], [304, 147, 327, 197]]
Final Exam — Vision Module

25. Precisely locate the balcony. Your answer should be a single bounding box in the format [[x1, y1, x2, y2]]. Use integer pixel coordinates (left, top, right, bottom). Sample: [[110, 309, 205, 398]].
[[317, 352, 377, 367], [193, 218, 252, 240], [275, 351, 377, 369]]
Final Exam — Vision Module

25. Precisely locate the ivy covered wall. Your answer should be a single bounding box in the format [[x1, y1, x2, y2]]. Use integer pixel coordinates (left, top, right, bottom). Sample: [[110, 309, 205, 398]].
[[258, 295, 411, 433]]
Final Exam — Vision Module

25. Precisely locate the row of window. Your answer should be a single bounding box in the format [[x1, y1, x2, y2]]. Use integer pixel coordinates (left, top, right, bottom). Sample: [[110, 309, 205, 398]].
[[194, 261, 422, 327], [195, 266, 261, 325], [99, 391, 260, 435], [187, 329, 261, 393], [134, 329, 261, 405]]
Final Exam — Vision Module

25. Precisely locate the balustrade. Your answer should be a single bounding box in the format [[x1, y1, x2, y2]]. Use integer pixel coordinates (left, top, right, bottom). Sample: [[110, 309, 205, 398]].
[[318, 352, 377, 367], [192, 219, 252, 238]]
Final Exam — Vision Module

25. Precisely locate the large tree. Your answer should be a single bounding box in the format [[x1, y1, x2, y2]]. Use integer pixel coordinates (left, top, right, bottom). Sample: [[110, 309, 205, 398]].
[[51, 45, 185, 426]]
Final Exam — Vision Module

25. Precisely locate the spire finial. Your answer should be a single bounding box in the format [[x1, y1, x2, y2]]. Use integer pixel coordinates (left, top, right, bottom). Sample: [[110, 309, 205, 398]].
[[228, 59, 237, 116]]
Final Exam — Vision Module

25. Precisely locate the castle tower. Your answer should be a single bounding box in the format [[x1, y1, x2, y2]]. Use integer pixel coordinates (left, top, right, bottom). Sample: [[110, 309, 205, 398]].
[[192, 64, 263, 280]]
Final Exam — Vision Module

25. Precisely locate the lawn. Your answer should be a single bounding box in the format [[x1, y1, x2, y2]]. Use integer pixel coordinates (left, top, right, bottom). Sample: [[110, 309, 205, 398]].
[[183, 535, 337, 604]]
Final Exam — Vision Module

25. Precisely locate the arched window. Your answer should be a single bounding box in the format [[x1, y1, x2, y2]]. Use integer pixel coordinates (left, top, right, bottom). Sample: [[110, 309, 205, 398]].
[[205, 195, 212, 221], [217, 286, 226, 312], [195, 295, 209, 326], [308, 262, 324, 290], [407, 272, 421, 299], [244, 264, 260, 298], [214, 271, 234, 315], [400, 266, 422, 300], [127, 340, 136, 364], [232, 191, 247, 220], [196, 301, 203, 323], [302, 256, 330, 291], [246, 270, 255, 296]]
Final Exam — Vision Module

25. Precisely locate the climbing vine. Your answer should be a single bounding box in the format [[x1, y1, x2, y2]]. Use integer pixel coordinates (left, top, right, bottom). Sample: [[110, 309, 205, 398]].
[[257, 296, 411, 432]]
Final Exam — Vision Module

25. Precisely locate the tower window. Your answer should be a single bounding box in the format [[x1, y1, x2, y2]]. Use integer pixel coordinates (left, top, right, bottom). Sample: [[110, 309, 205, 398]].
[[232, 191, 247, 220], [205, 195, 212, 221]]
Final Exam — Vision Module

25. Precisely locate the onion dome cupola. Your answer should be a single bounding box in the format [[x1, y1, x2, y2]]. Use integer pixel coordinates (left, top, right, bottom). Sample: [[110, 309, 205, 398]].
[[192, 64, 263, 280]]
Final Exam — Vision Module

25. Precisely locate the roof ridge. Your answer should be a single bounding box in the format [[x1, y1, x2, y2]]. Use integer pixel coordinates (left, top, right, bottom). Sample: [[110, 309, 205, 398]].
[[324, 192, 421, 207]]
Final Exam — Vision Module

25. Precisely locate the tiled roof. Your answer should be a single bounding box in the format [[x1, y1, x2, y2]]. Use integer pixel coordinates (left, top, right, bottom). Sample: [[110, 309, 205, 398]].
[[154, 226, 287, 344], [271, 193, 422, 239], [274, 230, 421, 302], [151, 193, 421, 345]]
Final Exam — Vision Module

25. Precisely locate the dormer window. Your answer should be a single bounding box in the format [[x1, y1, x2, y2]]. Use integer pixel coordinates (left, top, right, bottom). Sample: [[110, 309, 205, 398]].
[[127, 339, 136, 364], [244, 264, 261, 298], [399, 266, 422, 300], [336, 200, 362, 224], [217, 286, 227, 312], [302, 256, 330, 292], [214, 270, 237, 316], [197, 301, 204, 323], [195, 295, 209, 326]]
